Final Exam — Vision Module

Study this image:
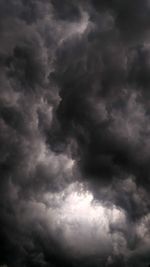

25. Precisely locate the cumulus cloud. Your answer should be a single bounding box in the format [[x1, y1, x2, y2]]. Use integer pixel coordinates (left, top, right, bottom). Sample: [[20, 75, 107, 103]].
[[0, 0, 150, 267]]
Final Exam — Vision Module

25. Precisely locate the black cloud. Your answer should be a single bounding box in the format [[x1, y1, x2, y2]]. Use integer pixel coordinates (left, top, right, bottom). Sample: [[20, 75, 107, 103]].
[[0, 1, 150, 267]]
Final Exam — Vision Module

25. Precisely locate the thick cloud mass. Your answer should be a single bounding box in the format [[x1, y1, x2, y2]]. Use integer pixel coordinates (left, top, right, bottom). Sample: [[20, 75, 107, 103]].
[[0, 1, 150, 267]]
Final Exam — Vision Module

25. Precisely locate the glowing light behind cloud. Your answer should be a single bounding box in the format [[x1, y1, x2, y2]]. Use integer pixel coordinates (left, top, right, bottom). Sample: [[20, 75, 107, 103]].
[[45, 182, 126, 255]]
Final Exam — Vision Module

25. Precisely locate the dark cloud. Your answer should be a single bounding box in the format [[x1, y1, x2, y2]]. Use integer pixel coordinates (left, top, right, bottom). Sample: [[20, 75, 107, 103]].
[[51, 0, 81, 21], [0, 0, 150, 267]]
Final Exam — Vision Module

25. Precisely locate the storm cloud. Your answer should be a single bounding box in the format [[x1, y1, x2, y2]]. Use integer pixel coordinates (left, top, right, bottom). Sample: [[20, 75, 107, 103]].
[[0, 0, 150, 267]]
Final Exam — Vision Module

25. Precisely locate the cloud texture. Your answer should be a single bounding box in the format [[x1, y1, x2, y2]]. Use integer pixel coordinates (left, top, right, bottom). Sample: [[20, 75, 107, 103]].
[[0, 1, 150, 267]]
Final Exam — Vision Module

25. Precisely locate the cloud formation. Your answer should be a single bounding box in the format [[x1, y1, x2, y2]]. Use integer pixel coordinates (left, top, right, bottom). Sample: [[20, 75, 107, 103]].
[[0, 1, 150, 267]]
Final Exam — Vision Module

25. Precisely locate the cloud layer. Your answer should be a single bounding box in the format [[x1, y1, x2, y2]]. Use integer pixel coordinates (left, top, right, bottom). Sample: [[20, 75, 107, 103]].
[[0, 1, 150, 267]]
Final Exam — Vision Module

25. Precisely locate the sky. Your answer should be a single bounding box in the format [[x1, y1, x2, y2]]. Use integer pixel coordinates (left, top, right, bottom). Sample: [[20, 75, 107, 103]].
[[0, 0, 150, 267]]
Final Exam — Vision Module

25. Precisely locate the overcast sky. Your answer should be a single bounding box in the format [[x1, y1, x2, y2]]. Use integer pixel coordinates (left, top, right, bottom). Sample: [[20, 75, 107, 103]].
[[0, 1, 150, 267]]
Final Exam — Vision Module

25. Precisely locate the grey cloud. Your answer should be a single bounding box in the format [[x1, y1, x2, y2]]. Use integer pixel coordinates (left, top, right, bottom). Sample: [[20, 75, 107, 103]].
[[1, 1, 150, 267]]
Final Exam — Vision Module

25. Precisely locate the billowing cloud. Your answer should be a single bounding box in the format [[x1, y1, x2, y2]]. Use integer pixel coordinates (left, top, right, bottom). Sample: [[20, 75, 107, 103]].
[[0, 1, 150, 267]]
